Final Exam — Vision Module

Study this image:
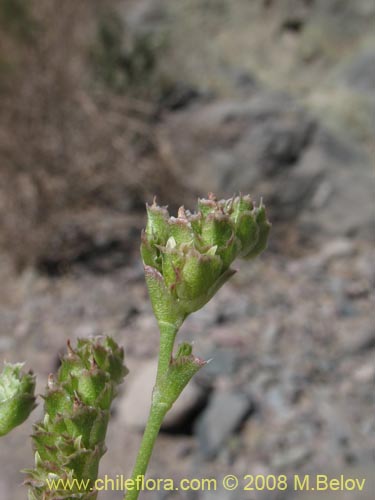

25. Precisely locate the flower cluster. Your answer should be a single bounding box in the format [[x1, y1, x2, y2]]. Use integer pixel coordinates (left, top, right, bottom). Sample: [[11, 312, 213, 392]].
[[141, 193, 270, 325], [25, 337, 128, 500]]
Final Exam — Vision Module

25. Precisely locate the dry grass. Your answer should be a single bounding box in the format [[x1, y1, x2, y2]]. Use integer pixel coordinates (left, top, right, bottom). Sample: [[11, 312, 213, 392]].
[[0, 0, 190, 270]]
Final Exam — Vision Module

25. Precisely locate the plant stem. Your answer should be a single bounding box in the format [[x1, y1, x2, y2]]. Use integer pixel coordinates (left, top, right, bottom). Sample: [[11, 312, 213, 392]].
[[124, 401, 168, 500], [156, 321, 179, 383], [124, 321, 180, 500]]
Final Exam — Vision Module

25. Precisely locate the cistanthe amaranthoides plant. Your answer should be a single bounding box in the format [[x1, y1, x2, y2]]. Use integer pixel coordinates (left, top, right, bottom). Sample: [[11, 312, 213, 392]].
[[0, 192, 269, 500], [125, 193, 270, 500]]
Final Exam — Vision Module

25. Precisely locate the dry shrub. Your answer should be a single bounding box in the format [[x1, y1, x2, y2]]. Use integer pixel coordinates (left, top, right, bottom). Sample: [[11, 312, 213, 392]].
[[0, 0, 189, 271]]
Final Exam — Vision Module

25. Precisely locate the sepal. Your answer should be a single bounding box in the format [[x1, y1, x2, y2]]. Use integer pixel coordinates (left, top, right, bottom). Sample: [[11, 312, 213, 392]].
[[155, 343, 206, 410]]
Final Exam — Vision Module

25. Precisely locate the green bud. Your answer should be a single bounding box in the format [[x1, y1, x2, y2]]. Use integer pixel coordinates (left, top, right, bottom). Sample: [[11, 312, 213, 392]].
[[24, 336, 128, 500], [230, 194, 254, 221], [141, 193, 270, 327], [145, 201, 170, 246], [197, 196, 217, 216], [144, 265, 184, 326], [0, 363, 36, 437], [140, 230, 162, 272], [200, 213, 234, 250], [168, 216, 194, 246], [175, 247, 223, 309], [243, 204, 271, 259]]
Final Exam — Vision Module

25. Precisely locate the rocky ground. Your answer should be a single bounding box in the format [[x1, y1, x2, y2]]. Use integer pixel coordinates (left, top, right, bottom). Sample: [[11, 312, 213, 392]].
[[0, 236, 373, 499], [0, 0, 374, 499]]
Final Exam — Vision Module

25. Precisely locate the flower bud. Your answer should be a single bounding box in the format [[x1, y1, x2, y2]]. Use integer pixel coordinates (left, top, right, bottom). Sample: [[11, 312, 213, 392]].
[[141, 193, 270, 326]]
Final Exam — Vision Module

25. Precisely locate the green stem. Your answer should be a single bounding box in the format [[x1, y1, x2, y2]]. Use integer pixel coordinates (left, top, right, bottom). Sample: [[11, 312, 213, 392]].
[[124, 321, 180, 500], [156, 321, 179, 383], [124, 401, 168, 500]]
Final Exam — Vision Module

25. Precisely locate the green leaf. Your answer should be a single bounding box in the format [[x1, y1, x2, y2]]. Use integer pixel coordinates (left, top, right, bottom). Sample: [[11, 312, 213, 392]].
[[156, 343, 206, 410]]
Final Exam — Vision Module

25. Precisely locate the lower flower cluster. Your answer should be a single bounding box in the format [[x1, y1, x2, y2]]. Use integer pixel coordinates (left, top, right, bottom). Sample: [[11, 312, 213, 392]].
[[25, 337, 128, 500]]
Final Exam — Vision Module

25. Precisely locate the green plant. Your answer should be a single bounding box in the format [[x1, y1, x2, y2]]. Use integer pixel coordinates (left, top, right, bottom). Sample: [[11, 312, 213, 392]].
[[24, 337, 128, 499], [0, 192, 269, 499], [125, 193, 270, 500]]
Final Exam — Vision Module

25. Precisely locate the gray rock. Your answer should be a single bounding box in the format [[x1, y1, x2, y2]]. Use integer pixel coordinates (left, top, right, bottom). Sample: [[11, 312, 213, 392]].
[[200, 489, 238, 500], [124, 0, 167, 32], [117, 358, 156, 430], [161, 92, 315, 194], [287, 239, 355, 274], [341, 48, 375, 95], [271, 445, 312, 469], [194, 391, 253, 459], [339, 328, 375, 357], [199, 348, 239, 380], [296, 129, 374, 238], [162, 91, 373, 239]]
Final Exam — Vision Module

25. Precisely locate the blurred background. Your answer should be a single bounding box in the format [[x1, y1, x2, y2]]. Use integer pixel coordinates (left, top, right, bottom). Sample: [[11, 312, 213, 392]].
[[0, 0, 374, 499]]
